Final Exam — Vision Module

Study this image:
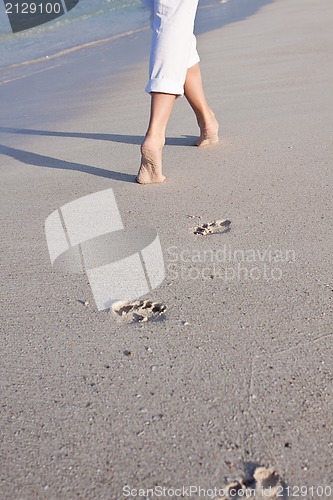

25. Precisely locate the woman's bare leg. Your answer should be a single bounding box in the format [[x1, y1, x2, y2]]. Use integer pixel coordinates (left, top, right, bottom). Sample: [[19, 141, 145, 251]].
[[136, 65, 217, 184], [136, 92, 176, 184], [184, 63, 219, 146]]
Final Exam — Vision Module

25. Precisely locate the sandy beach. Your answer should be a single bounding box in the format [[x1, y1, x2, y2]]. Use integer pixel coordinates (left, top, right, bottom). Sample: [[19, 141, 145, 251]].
[[0, 0, 332, 498]]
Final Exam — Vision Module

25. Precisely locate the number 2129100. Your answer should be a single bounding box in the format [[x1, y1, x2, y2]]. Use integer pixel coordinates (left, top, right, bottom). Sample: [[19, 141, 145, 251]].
[[277, 485, 332, 497], [5, 3, 62, 15]]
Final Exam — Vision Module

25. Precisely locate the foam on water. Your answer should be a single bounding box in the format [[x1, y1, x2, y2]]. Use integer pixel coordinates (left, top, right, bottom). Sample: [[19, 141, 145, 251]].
[[0, 0, 145, 67], [0, 0, 273, 69]]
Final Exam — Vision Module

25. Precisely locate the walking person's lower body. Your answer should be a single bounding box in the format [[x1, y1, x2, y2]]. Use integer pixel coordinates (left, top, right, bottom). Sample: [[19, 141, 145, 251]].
[[136, 0, 219, 184]]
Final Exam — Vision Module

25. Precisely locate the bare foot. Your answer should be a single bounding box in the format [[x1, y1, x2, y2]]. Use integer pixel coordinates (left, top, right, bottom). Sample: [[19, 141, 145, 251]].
[[196, 111, 219, 147], [136, 136, 166, 184]]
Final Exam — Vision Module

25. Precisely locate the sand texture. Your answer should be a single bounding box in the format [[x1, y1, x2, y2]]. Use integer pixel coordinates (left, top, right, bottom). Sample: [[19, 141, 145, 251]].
[[0, 0, 332, 498]]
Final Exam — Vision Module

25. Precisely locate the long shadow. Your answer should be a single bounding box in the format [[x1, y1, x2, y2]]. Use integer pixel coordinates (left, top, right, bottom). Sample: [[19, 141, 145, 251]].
[[0, 127, 197, 146], [0, 144, 135, 182]]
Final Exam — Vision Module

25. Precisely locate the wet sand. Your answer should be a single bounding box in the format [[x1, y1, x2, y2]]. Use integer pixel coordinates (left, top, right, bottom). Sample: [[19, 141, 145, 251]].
[[0, 0, 332, 498]]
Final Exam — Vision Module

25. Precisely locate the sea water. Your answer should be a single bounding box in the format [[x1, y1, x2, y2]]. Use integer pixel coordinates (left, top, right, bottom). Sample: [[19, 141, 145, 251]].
[[0, 0, 273, 69]]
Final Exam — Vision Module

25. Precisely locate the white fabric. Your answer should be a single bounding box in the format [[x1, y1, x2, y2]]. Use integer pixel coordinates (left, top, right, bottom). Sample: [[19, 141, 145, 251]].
[[142, 0, 200, 95]]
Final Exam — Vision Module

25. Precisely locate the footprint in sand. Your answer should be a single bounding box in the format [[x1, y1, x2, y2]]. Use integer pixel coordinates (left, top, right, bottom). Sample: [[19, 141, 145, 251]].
[[217, 466, 286, 499], [111, 299, 166, 323], [193, 219, 231, 235]]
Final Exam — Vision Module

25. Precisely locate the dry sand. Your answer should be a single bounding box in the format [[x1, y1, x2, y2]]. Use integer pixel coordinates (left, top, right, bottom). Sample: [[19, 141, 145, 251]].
[[0, 0, 332, 498]]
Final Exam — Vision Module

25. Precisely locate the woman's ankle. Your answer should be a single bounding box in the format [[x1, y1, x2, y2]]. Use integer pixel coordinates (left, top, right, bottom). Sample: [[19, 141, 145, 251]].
[[143, 131, 165, 147], [197, 107, 216, 128]]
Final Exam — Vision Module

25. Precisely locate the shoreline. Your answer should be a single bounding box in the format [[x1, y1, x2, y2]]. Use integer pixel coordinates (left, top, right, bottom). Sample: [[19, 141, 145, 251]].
[[0, 0, 272, 79]]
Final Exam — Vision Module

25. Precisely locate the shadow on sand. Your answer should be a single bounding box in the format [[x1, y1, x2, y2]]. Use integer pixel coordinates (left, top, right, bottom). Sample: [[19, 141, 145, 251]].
[[0, 127, 197, 182], [0, 128, 198, 182], [0, 143, 136, 183], [0, 127, 197, 146]]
